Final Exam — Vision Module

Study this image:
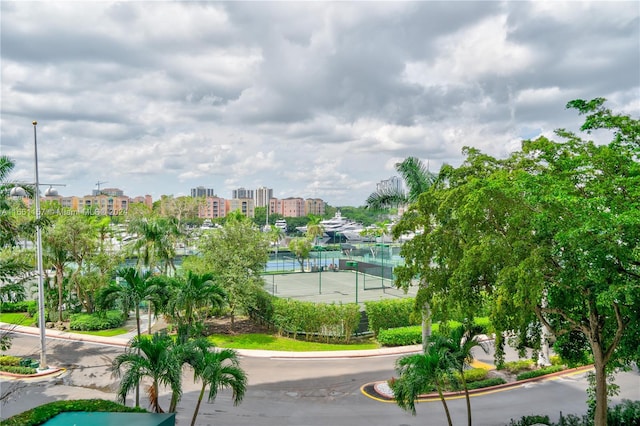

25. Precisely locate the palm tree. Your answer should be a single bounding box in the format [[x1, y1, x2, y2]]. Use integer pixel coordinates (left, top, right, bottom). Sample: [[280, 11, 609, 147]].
[[0, 156, 21, 248], [166, 271, 227, 344], [111, 332, 183, 413], [305, 215, 324, 246], [99, 267, 168, 407], [368, 157, 437, 349], [391, 340, 454, 426], [128, 216, 180, 275], [183, 338, 247, 426], [434, 325, 489, 426], [268, 224, 284, 263], [365, 156, 436, 210], [101, 267, 166, 340]]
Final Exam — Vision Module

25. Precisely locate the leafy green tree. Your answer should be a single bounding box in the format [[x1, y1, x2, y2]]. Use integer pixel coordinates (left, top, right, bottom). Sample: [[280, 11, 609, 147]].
[[183, 338, 247, 426], [187, 212, 269, 327], [393, 98, 640, 426], [288, 237, 312, 272], [111, 332, 183, 413]]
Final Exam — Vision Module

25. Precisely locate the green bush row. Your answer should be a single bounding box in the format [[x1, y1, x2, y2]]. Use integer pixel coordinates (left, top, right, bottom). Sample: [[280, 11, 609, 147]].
[[461, 367, 489, 383], [0, 365, 37, 375], [465, 377, 506, 390], [364, 298, 418, 336], [377, 318, 492, 347], [506, 399, 640, 426], [0, 399, 147, 426], [271, 298, 361, 342], [515, 365, 565, 381], [69, 311, 125, 331], [0, 300, 37, 314], [377, 326, 422, 346], [500, 359, 535, 374]]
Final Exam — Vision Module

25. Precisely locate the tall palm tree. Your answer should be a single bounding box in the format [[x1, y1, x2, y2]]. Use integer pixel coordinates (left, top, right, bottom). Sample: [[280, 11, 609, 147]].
[[128, 216, 180, 275], [111, 332, 183, 413], [434, 325, 489, 426], [268, 224, 284, 262], [365, 156, 436, 210], [99, 267, 168, 407], [183, 338, 247, 426], [368, 157, 437, 349], [305, 215, 324, 246], [0, 156, 20, 248], [391, 342, 454, 426], [166, 271, 227, 344]]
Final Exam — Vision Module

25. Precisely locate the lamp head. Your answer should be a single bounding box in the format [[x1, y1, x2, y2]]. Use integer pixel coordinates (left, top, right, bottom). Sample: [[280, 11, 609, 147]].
[[32, 121, 37, 126]]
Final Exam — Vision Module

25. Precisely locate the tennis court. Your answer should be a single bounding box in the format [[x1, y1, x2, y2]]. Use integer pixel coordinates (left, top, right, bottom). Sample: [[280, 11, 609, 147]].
[[262, 270, 418, 307]]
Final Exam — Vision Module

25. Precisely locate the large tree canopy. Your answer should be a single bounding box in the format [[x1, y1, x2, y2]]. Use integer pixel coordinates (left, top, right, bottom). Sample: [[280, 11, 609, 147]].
[[393, 98, 639, 426]]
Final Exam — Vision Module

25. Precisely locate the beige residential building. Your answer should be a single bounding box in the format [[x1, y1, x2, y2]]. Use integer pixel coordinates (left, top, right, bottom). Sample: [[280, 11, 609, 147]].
[[198, 196, 227, 219], [305, 198, 325, 216], [228, 198, 255, 218]]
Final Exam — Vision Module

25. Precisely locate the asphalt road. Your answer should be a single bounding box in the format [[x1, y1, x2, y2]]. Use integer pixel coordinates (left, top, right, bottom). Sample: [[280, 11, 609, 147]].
[[1, 333, 638, 426]]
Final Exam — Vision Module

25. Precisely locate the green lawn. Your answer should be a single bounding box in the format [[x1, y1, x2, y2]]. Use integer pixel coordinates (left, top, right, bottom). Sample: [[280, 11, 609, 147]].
[[208, 333, 379, 351], [0, 312, 34, 326], [71, 328, 130, 337]]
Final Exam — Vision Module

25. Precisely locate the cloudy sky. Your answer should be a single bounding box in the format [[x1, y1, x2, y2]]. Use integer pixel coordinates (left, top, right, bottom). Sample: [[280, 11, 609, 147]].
[[1, 1, 638, 207]]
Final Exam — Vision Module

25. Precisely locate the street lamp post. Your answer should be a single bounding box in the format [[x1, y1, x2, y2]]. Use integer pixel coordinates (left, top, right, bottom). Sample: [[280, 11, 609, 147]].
[[314, 246, 323, 294], [14, 121, 48, 370], [32, 121, 47, 370]]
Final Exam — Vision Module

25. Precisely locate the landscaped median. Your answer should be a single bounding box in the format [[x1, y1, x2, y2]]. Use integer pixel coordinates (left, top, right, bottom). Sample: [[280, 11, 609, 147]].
[[361, 363, 595, 402]]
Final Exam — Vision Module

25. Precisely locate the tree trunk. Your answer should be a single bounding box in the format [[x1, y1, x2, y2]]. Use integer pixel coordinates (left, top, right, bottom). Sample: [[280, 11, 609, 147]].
[[435, 379, 453, 426], [592, 352, 608, 426], [421, 300, 432, 352], [135, 304, 141, 408], [461, 373, 472, 426], [191, 383, 206, 426], [56, 268, 63, 323]]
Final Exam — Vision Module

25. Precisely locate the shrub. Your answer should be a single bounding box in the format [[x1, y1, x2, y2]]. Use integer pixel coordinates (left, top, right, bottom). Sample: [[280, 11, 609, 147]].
[[462, 367, 489, 383], [1, 399, 147, 426], [364, 298, 418, 336], [0, 300, 37, 314], [270, 299, 361, 342], [0, 365, 37, 374], [465, 377, 506, 390], [516, 365, 564, 381], [69, 311, 124, 331], [377, 326, 422, 346], [608, 399, 640, 426], [0, 355, 21, 366], [500, 359, 535, 374]]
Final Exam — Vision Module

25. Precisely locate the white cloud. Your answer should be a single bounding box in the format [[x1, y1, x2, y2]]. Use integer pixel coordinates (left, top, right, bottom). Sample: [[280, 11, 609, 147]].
[[1, 1, 637, 206]]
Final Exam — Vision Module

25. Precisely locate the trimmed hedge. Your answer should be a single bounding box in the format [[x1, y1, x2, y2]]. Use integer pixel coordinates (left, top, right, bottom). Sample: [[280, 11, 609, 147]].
[[466, 377, 506, 390], [271, 298, 361, 342], [364, 298, 418, 336], [516, 365, 565, 381], [0, 300, 37, 314], [69, 311, 125, 331], [0, 365, 36, 375], [0, 399, 147, 426], [377, 326, 422, 346], [377, 318, 492, 347]]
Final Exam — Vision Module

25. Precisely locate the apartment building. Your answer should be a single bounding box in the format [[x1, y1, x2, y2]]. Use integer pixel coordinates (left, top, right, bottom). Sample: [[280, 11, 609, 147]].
[[198, 196, 226, 219]]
